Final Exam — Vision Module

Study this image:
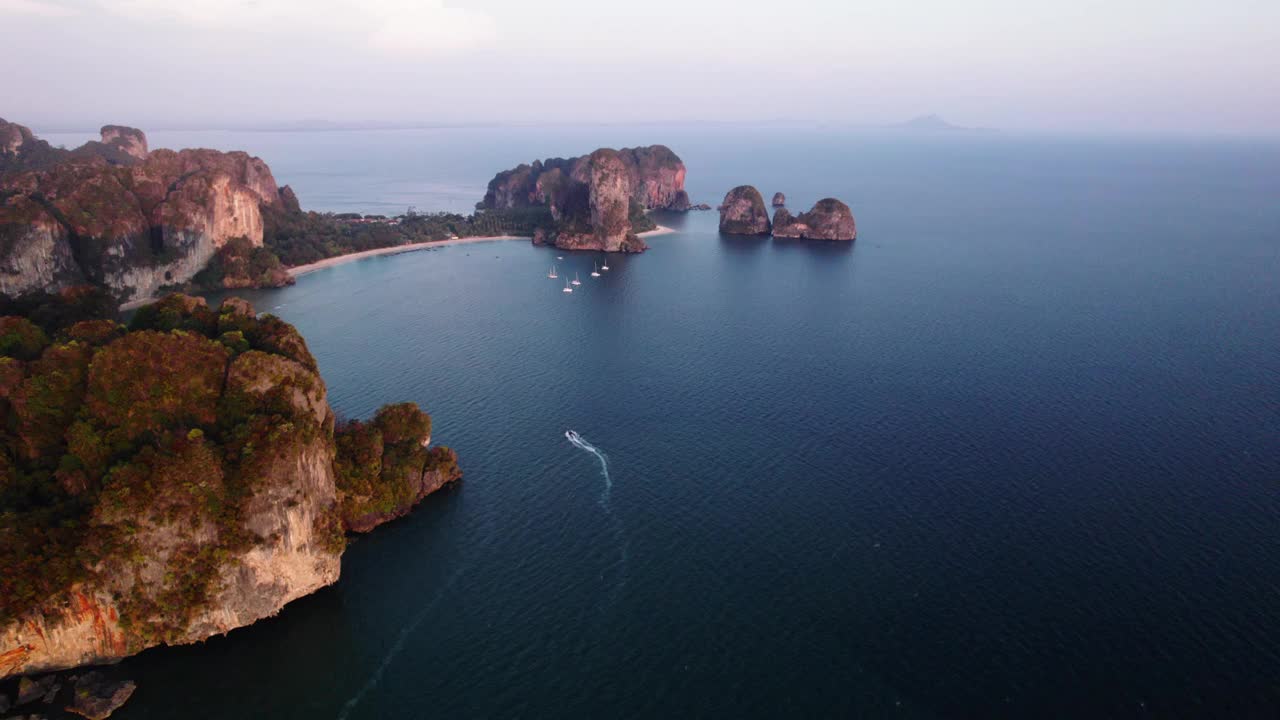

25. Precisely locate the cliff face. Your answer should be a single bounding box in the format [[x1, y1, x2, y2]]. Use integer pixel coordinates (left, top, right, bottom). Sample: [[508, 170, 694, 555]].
[[481, 147, 655, 252], [0, 294, 457, 680], [718, 185, 772, 236], [0, 122, 284, 303], [772, 198, 857, 241], [99, 126, 148, 161], [480, 144, 689, 215]]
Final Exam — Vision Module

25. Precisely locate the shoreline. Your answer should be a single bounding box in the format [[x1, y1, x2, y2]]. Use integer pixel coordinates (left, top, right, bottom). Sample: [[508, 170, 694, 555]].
[[287, 234, 528, 278], [287, 223, 675, 277], [118, 225, 676, 311]]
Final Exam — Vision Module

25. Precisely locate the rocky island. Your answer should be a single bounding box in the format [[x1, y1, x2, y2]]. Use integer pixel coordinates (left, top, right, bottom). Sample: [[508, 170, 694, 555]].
[[773, 198, 857, 241], [478, 144, 692, 252], [719, 185, 857, 241], [0, 291, 459, 686], [718, 185, 773, 236]]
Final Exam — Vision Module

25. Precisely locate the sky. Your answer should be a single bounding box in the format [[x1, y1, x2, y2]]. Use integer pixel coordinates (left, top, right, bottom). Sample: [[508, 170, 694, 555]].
[[1, 0, 1276, 135]]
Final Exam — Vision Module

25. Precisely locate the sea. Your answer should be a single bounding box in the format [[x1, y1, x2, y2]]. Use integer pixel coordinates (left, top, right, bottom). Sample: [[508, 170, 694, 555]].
[[40, 124, 1280, 718]]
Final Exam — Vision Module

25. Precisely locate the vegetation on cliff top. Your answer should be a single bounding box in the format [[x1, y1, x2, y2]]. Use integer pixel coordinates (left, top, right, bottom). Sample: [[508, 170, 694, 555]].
[[0, 289, 457, 642], [334, 402, 459, 532]]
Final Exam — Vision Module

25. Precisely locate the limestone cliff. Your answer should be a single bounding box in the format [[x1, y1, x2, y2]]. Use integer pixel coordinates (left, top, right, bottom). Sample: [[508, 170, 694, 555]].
[[0, 294, 458, 680], [0, 121, 286, 303], [718, 186, 772, 236], [480, 144, 689, 215], [480, 147, 654, 252], [772, 198, 857, 241]]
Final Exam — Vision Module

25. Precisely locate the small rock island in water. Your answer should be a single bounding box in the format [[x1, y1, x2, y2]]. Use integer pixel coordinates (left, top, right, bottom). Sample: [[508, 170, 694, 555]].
[[720, 185, 857, 241], [718, 185, 774, 236]]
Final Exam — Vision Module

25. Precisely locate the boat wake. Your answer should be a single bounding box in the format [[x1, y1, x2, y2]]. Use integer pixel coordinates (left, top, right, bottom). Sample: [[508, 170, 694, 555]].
[[336, 567, 464, 720], [565, 430, 629, 605]]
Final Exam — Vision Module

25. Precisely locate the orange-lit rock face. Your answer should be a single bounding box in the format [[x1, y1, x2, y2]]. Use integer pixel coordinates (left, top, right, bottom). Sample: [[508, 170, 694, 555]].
[[0, 132, 282, 301], [0, 296, 458, 680]]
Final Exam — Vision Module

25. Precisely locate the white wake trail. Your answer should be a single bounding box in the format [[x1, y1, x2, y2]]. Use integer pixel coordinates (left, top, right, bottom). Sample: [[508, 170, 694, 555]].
[[565, 430, 629, 605], [337, 567, 463, 720], [566, 430, 612, 507]]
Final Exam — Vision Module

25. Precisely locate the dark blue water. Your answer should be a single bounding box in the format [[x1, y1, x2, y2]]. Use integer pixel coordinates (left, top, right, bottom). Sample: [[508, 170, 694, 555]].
[[100, 127, 1279, 718]]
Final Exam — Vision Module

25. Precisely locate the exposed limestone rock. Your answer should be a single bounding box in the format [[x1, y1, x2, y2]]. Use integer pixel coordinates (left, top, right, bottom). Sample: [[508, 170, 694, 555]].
[[64, 672, 135, 720], [772, 192, 786, 207], [586, 149, 638, 251], [1, 119, 31, 155], [718, 186, 772, 236], [98, 126, 148, 161], [0, 296, 441, 680], [0, 128, 282, 303], [772, 198, 857, 241], [16, 676, 57, 705], [481, 145, 689, 214]]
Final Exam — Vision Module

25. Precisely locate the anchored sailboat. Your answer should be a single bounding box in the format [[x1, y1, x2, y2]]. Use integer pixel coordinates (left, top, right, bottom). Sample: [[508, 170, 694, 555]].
[[572, 272, 581, 286], [601, 258, 610, 271], [591, 262, 601, 277], [548, 265, 558, 279], [563, 278, 573, 293]]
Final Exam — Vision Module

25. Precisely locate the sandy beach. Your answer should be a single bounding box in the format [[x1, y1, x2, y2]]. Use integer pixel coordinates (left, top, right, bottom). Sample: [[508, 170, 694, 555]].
[[287, 234, 528, 277], [119, 225, 676, 310], [287, 224, 675, 277]]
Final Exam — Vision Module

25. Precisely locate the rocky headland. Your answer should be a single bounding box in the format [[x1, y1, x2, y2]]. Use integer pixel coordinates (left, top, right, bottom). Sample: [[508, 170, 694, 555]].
[[0, 120, 295, 303], [718, 185, 772, 236], [0, 292, 460, 685], [479, 144, 693, 252]]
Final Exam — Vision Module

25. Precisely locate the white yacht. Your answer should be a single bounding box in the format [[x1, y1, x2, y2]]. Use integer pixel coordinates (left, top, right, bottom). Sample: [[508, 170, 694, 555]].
[[591, 263, 601, 278], [548, 265, 558, 279], [563, 279, 573, 293], [571, 272, 581, 286], [600, 259, 610, 271]]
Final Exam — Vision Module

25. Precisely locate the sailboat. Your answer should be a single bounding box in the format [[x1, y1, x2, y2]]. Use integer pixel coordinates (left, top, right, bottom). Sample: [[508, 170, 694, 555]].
[[590, 262, 601, 278], [571, 272, 581, 286], [548, 265, 558, 279], [563, 278, 573, 293], [600, 258, 610, 271]]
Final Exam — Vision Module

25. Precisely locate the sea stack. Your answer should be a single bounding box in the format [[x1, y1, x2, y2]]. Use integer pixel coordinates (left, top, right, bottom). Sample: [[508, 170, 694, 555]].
[[772, 192, 786, 207], [772, 198, 857, 241], [718, 185, 772, 236]]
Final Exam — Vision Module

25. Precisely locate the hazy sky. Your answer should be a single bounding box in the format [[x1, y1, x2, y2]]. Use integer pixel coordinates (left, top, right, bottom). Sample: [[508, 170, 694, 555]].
[[2, 0, 1276, 134]]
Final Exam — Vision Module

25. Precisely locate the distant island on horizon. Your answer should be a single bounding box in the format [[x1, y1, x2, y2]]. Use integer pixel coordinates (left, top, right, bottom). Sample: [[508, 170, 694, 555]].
[[880, 114, 996, 132], [24, 116, 999, 136]]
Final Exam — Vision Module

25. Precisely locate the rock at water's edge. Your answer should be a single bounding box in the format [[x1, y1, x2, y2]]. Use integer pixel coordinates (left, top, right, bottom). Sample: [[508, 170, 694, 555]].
[[64, 672, 135, 720], [772, 197, 856, 241], [718, 186, 772, 236]]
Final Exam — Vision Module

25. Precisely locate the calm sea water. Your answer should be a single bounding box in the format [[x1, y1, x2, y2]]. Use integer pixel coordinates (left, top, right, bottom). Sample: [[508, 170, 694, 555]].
[[55, 126, 1280, 718]]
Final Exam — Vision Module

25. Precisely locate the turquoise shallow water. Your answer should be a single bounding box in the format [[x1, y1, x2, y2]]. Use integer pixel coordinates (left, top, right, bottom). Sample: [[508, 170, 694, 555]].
[[82, 126, 1280, 718]]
